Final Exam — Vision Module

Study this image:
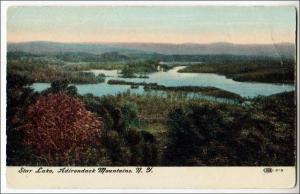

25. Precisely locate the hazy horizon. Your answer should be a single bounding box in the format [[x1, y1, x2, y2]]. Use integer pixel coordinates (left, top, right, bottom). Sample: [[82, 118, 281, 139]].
[[7, 6, 296, 44]]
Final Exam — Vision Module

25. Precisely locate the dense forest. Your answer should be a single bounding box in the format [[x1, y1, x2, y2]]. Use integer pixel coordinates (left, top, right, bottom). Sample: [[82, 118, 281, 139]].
[[7, 51, 295, 84], [7, 51, 160, 83], [7, 73, 296, 166], [6, 49, 296, 166], [178, 55, 295, 83]]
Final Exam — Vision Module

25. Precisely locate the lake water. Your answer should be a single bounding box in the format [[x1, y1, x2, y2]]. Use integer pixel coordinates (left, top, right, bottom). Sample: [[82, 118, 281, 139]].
[[31, 66, 295, 98]]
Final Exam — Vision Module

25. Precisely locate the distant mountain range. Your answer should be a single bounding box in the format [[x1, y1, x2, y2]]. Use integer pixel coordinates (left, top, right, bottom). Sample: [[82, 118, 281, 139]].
[[7, 41, 146, 56], [7, 41, 296, 58]]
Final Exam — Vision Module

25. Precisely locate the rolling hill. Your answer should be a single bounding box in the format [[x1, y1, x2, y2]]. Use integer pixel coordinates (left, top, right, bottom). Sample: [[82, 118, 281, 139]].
[[7, 41, 296, 58]]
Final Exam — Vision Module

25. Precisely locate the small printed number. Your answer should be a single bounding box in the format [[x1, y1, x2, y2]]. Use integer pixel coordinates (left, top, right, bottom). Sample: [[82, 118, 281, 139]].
[[263, 168, 284, 173]]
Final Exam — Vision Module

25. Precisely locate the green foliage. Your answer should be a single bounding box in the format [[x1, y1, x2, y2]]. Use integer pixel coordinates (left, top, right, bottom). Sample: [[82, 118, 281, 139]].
[[63, 62, 125, 71], [163, 108, 202, 165], [55, 51, 130, 62], [144, 85, 243, 101], [120, 60, 159, 78], [126, 60, 158, 73], [42, 80, 78, 96], [80, 94, 158, 165], [164, 105, 225, 165], [121, 66, 136, 78], [121, 101, 138, 127], [6, 73, 38, 165], [162, 92, 295, 166], [7, 81, 295, 166], [7, 55, 106, 84], [179, 56, 295, 83], [6, 50, 296, 166]]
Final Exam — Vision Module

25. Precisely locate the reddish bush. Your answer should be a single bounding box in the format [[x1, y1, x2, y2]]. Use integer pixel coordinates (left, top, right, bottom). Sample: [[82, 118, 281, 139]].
[[22, 92, 102, 165]]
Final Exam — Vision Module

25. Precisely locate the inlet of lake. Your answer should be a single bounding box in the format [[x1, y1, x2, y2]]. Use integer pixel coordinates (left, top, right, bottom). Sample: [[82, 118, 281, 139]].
[[31, 66, 295, 100]]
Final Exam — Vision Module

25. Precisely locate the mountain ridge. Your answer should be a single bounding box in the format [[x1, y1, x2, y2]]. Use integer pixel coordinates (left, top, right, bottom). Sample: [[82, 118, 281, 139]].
[[7, 41, 295, 57]]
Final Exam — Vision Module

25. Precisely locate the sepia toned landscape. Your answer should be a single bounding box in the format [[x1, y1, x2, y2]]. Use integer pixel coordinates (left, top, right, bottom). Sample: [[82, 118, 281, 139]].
[[6, 6, 296, 166]]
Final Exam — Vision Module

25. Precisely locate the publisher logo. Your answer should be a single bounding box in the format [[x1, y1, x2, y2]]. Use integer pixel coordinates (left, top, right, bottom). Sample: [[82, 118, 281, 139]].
[[263, 168, 273, 173]]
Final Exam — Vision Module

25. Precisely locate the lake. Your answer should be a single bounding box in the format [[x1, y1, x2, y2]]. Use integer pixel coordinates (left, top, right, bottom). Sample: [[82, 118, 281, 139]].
[[31, 66, 295, 98]]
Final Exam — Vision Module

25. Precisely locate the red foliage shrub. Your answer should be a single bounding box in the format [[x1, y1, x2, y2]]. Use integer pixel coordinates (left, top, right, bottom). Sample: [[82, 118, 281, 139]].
[[22, 92, 102, 165]]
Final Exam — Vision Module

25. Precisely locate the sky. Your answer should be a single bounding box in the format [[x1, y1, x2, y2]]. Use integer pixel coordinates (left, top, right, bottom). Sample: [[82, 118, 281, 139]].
[[7, 6, 296, 44]]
